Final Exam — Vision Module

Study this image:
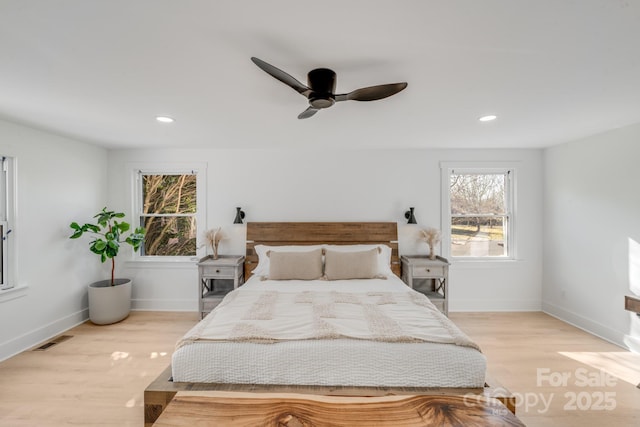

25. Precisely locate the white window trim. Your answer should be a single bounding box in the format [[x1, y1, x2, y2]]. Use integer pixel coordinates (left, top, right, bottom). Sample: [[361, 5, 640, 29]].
[[0, 285, 28, 303], [128, 162, 207, 264], [440, 161, 518, 263], [1, 156, 18, 291]]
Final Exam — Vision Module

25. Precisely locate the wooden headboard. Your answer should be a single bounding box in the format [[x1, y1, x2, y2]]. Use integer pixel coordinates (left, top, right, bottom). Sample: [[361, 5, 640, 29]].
[[245, 222, 400, 279]]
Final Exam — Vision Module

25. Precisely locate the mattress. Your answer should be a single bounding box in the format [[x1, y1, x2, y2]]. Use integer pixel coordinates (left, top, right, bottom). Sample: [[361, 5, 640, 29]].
[[172, 276, 486, 388]]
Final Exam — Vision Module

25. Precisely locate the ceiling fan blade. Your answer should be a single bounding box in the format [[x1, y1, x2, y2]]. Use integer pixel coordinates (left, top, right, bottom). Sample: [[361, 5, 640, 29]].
[[298, 107, 319, 119], [335, 82, 408, 102], [251, 57, 311, 97]]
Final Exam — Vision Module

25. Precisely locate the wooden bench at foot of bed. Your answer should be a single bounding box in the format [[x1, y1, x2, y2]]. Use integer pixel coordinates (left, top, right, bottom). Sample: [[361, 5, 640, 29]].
[[152, 391, 525, 427], [144, 366, 518, 426]]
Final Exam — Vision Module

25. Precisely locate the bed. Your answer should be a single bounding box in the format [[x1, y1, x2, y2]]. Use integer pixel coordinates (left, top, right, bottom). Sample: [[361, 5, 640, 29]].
[[172, 275, 486, 387], [144, 222, 515, 425]]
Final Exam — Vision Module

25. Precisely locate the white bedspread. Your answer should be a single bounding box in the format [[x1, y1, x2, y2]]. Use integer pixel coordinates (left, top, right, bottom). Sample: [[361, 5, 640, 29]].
[[178, 276, 479, 350], [172, 276, 486, 387]]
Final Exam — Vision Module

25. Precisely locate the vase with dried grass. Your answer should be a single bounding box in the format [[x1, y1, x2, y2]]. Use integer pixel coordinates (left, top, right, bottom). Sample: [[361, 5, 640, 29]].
[[419, 227, 441, 260], [204, 227, 225, 259]]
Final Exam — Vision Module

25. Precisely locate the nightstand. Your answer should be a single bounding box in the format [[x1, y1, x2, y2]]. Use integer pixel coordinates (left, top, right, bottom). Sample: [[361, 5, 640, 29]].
[[197, 255, 244, 318], [401, 255, 449, 316]]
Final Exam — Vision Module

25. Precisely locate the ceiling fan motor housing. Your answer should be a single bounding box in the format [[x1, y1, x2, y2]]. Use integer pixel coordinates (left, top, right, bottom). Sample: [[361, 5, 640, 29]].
[[308, 68, 336, 108]]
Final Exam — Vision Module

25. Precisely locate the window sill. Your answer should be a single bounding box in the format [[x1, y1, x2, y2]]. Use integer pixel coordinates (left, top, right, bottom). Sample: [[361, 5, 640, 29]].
[[126, 258, 200, 269], [0, 285, 29, 303], [449, 258, 522, 269]]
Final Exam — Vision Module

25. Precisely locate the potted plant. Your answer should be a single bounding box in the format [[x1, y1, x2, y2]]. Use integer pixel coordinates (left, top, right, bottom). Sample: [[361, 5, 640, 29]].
[[70, 207, 145, 325]]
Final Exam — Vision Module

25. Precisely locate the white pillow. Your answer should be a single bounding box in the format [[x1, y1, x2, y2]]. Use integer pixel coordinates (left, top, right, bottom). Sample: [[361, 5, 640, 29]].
[[323, 244, 393, 276], [252, 244, 325, 277]]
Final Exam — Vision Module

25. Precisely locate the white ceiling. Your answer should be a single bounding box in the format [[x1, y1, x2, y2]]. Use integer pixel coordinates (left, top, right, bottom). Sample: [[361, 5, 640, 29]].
[[1, 0, 639, 150]]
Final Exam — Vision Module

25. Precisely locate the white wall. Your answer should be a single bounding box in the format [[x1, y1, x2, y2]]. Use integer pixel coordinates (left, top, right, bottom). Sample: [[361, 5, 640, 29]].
[[6, 113, 640, 358], [0, 119, 107, 361], [108, 148, 543, 313], [543, 123, 640, 348]]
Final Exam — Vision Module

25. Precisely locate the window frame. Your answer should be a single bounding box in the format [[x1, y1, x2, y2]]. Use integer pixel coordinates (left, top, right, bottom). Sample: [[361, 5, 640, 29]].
[[131, 163, 207, 263], [0, 156, 16, 290], [440, 162, 517, 262]]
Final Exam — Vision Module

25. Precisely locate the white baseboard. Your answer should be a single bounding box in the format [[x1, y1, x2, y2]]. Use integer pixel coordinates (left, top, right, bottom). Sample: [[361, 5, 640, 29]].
[[0, 308, 88, 362], [542, 301, 626, 348], [132, 298, 196, 312], [450, 299, 542, 312]]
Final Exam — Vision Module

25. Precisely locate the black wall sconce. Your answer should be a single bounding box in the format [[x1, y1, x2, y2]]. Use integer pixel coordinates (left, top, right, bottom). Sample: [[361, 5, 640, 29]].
[[404, 207, 417, 224], [233, 207, 245, 224]]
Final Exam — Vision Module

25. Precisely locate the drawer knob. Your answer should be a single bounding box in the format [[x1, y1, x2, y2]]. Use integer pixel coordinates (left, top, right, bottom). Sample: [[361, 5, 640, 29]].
[[216, 269, 220, 273], [426, 268, 431, 272]]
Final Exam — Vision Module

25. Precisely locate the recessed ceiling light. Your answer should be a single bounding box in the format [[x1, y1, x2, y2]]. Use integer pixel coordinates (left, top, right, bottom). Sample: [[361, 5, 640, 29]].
[[156, 116, 175, 123], [479, 115, 497, 122]]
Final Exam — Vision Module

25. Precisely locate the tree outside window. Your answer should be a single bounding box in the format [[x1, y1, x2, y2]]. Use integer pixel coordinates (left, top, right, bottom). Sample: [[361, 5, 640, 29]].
[[140, 173, 197, 257], [449, 170, 512, 258]]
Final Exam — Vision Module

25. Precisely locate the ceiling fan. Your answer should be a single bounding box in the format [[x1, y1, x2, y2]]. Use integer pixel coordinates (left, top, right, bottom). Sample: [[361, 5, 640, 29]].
[[251, 57, 408, 119]]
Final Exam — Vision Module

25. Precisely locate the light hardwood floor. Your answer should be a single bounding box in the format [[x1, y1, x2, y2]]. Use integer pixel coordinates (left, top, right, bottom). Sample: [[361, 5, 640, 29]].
[[0, 312, 199, 427], [451, 312, 640, 427], [0, 311, 638, 426]]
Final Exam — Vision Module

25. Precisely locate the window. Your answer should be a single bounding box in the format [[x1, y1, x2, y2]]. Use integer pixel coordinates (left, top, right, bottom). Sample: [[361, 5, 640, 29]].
[[1, 156, 15, 289], [441, 164, 515, 260], [134, 166, 206, 260]]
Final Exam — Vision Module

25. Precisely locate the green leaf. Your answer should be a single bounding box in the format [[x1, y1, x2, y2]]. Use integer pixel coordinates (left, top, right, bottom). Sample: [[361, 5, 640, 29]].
[[92, 239, 107, 251], [126, 233, 144, 251], [105, 246, 118, 258], [95, 207, 119, 227], [117, 222, 130, 232]]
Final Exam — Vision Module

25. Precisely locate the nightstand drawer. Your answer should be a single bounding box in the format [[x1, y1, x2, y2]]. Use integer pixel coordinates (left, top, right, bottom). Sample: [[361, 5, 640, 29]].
[[411, 265, 445, 278], [201, 266, 236, 278]]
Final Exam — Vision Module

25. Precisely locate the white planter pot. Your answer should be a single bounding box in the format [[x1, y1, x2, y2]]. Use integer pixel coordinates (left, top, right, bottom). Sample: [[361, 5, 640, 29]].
[[88, 278, 132, 325]]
